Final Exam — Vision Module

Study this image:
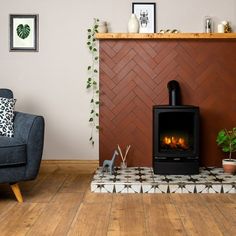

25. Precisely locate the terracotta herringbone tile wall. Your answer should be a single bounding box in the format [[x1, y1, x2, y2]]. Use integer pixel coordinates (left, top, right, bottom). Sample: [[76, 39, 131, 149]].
[[99, 40, 236, 167]]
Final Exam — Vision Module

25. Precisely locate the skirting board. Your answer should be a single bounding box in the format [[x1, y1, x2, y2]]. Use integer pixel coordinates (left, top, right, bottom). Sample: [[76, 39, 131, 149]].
[[41, 160, 99, 174]]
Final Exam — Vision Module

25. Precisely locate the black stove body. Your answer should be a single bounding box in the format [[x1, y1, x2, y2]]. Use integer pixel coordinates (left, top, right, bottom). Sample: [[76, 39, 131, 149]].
[[153, 81, 200, 175]]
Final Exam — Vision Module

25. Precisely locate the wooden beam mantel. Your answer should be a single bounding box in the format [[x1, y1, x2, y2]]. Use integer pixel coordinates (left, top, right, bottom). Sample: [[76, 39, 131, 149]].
[[96, 33, 236, 40]]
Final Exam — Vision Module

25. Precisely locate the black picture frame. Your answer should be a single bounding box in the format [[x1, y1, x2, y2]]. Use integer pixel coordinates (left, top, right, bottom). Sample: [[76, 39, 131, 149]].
[[132, 2, 156, 33], [10, 14, 39, 52]]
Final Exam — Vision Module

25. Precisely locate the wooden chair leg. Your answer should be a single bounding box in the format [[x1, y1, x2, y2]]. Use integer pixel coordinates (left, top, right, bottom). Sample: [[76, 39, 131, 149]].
[[10, 183, 23, 203]]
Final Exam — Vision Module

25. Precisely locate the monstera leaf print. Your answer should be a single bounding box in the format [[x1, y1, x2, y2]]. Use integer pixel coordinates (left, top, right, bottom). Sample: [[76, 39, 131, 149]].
[[16, 24, 30, 39]]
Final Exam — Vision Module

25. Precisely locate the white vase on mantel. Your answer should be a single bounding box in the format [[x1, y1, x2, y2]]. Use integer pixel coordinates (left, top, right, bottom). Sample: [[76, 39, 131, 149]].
[[128, 14, 139, 33]]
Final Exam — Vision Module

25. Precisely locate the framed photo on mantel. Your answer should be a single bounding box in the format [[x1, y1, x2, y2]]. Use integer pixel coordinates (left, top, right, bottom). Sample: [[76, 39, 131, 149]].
[[9, 14, 39, 52], [132, 2, 156, 33]]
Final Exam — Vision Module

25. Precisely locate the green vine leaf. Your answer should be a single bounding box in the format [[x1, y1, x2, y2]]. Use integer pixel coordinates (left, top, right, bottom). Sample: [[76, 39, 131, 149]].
[[87, 18, 100, 146]]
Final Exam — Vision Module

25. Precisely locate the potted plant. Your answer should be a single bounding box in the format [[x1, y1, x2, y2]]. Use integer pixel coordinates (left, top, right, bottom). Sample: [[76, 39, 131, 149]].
[[216, 127, 236, 174]]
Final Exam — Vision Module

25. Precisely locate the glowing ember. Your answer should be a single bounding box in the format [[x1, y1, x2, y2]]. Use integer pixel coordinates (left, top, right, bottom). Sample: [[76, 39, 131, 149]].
[[161, 136, 189, 149]]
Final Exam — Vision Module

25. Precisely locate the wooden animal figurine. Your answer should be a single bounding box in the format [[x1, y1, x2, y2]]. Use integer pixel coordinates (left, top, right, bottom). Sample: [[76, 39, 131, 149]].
[[102, 150, 119, 174]]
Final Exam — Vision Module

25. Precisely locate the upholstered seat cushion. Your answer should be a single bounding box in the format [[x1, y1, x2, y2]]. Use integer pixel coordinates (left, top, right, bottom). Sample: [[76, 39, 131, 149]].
[[0, 136, 26, 167]]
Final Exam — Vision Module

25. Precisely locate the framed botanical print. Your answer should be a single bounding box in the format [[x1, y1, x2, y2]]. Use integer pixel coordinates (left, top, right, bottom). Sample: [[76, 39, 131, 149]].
[[10, 14, 39, 51], [132, 2, 156, 33]]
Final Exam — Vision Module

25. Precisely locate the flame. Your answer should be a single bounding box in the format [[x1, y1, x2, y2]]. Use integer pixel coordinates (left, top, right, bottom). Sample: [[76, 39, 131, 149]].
[[162, 136, 188, 149]]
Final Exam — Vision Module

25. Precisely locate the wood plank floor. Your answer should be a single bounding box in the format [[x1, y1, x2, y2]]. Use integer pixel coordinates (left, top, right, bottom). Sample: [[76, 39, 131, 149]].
[[0, 165, 236, 236]]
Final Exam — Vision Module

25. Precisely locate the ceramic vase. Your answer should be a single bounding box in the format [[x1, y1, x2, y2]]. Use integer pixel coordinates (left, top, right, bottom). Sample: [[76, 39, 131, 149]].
[[128, 14, 139, 33]]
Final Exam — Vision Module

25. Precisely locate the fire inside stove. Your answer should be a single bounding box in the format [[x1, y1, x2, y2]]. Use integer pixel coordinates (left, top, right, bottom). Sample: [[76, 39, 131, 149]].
[[161, 135, 189, 150]]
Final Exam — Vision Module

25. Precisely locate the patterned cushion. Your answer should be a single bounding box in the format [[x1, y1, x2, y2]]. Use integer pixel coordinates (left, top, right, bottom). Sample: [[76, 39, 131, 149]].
[[0, 97, 16, 137]]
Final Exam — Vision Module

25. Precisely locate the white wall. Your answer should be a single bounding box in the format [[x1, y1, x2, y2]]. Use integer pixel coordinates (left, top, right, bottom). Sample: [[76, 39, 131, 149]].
[[0, 0, 235, 160]]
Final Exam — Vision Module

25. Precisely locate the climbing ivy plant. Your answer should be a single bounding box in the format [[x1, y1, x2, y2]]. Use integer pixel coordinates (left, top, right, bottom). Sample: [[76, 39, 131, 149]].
[[87, 18, 99, 146]]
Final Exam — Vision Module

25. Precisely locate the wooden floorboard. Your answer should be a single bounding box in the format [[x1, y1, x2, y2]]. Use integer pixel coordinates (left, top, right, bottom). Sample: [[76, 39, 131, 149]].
[[143, 200, 186, 236], [0, 203, 45, 236], [0, 165, 236, 236], [107, 195, 146, 236], [26, 192, 83, 236], [68, 202, 112, 236]]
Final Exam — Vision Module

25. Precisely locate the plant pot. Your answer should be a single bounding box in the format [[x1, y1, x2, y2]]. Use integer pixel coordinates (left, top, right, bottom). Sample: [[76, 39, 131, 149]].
[[222, 159, 236, 174], [98, 21, 108, 33]]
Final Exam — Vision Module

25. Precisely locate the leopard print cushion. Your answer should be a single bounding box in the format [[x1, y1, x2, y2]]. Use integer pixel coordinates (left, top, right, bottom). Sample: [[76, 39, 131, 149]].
[[0, 97, 16, 137]]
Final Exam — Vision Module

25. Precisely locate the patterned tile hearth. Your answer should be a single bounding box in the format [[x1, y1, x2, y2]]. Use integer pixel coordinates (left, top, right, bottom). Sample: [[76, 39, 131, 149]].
[[91, 167, 236, 194]]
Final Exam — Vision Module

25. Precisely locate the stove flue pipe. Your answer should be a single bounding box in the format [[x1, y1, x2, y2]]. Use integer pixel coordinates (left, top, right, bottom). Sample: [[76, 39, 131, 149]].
[[167, 80, 181, 106]]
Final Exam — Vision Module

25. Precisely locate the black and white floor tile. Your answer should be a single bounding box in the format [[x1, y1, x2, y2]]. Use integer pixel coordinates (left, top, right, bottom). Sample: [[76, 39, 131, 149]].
[[91, 167, 236, 193]]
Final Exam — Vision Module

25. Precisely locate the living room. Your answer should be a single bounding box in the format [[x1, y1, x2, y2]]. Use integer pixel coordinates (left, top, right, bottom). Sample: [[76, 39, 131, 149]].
[[0, 0, 236, 235]]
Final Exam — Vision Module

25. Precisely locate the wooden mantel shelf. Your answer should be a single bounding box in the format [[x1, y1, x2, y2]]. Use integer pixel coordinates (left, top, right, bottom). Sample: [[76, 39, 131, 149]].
[[96, 33, 236, 40]]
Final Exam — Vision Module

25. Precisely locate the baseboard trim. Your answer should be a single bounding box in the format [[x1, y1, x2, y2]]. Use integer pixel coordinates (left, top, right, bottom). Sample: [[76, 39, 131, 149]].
[[41, 160, 99, 174]]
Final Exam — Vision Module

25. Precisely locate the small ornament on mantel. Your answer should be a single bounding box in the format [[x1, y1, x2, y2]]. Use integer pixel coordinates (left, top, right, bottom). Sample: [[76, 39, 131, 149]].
[[222, 21, 232, 33], [204, 16, 213, 33], [159, 29, 180, 34], [98, 21, 108, 33], [128, 14, 139, 33], [217, 23, 225, 33]]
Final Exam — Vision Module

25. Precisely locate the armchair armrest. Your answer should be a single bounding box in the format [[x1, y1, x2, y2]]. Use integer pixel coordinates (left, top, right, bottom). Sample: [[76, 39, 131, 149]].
[[14, 111, 45, 180]]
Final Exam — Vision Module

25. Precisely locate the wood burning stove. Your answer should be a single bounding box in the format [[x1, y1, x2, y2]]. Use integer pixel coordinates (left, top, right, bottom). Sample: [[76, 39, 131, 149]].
[[153, 81, 200, 175]]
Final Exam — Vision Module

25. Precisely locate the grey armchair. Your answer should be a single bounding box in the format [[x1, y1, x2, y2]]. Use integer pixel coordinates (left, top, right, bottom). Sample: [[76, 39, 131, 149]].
[[0, 89, 44, 202]]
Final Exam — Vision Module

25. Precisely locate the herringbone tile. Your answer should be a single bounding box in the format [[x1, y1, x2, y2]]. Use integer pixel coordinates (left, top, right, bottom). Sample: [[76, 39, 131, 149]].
[[99, 40, 236, 166]]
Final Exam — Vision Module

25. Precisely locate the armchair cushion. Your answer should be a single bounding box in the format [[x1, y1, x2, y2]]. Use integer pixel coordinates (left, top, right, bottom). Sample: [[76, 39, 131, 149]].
[[0, 97, 16, 137], [0, 136, 26, 167]]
